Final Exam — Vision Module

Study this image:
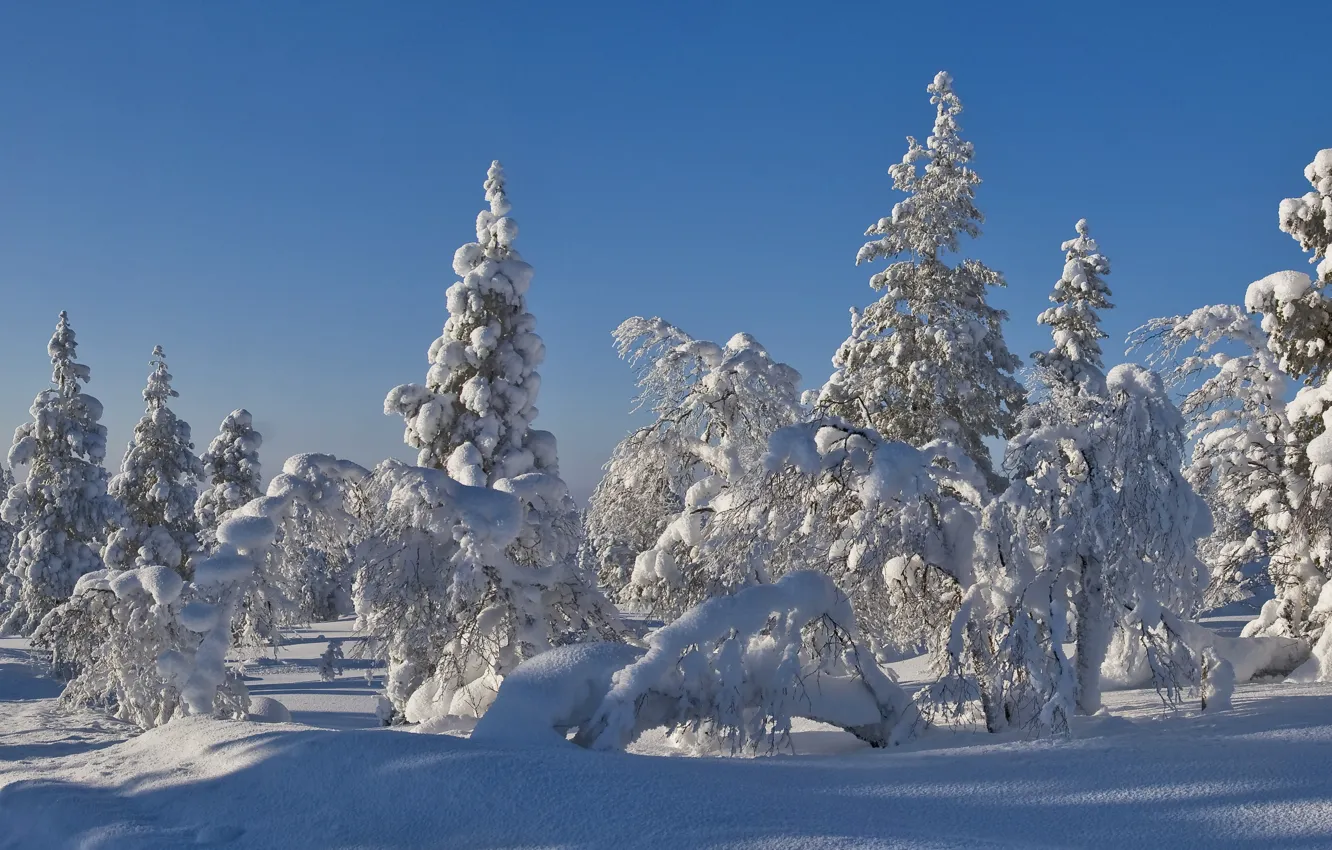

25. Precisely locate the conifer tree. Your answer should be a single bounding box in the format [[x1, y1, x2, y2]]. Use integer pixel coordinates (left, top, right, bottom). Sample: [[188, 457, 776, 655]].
[[0, 312, 121, 635], [1034, 219, 1114, 393], [817, 72, 1023, 489], [103, 346, 204, 576], [195, 409, 263, 551], [386, 161, 577, 567]]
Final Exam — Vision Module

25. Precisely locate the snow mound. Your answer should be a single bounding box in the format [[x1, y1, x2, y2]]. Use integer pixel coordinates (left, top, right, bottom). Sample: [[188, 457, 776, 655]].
[[247, 696, 293, 723]]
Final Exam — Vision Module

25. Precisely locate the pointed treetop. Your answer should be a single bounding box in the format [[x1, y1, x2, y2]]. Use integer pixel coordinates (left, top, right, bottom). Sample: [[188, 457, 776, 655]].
[[143, 345, 180, 410], [48, 311, 91, 395], [485, 160, 511, 217]]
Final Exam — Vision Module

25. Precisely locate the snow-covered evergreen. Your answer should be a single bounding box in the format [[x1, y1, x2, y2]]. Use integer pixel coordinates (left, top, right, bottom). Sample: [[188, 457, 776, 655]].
[[1034, 219, 1114, 393], [585, 318, 802, 618], [817, 72, 1023, 488], [385, 160, 577, 570], [102, 347, 204, 576], [1, 312, 122, 636], [195, 409, 263, 551]]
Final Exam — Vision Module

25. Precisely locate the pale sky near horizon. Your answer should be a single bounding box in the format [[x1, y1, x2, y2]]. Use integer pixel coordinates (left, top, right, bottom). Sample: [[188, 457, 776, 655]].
[[1, 2, 1329, 502]]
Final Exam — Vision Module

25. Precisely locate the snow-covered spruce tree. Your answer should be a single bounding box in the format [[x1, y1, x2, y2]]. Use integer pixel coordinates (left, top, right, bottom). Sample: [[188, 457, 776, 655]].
[[0, 312, 122, 636], [585, 318, 802, 618], [1239, 150, 1332, 660], [195, 409, 262, 551], [1034, 219, 1114, 394], [102, 347, 204, 576], [817, 72, 1023, 489], [1131, 305, 1290, 609], [371, 164, 621, 722], [385, 161, 575, 569], [1004, 364, 1211, 715]]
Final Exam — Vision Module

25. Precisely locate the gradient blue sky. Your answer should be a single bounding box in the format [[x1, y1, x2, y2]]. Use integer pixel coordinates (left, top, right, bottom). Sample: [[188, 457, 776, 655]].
[[1, 2, 1328, 502]]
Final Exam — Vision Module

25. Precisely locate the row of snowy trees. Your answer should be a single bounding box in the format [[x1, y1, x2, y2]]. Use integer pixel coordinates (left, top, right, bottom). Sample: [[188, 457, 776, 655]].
[[8, 71, 1327, 749]]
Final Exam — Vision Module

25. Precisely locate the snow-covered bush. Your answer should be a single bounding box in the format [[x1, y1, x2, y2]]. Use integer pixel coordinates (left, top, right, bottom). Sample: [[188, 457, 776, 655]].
[[474, 571, 918, 752], [195, 409, 263, 551], [34, 565, 196, 728], [586, 318, 802, 618], [1, 312, 122, 636], [718, 421, 985, 657], [102, 346, 204, 576], [319, 638, 344, 682], [816, 71, 1023, 489]]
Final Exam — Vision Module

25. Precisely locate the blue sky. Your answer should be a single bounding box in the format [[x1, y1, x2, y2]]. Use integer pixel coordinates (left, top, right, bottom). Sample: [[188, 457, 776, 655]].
[[0, 2, 1328, 502]]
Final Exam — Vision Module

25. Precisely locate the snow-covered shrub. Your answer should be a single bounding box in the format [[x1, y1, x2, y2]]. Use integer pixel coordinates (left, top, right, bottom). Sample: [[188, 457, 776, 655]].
[[475, 571, 918, 752], [1, 312, 122, 636], [33, 565, 192, 728], [694, 415, 1012, 733], [586, 318, 802, 618], [102, 346, 204, 576], [817, 71, 1023, 489], [195, 409, 262, 551], [319, 638, 344, 682]]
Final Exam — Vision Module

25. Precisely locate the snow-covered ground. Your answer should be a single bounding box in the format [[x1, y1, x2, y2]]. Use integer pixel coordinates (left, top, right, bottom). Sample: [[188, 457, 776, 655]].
[[4, 617, 1332, 849]]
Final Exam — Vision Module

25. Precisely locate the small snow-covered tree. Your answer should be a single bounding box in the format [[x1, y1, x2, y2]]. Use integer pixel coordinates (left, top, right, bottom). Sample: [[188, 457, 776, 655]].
[[195, 409, 263, 551], [385, 160, 578, 570], [817, 71, 1023, 488], [1, 312, 122, 636], [585, 318, 802, 618], [102, 346, 204, 576], [1132, 305, 1290, 609], [1034, 219, 1114, 393]]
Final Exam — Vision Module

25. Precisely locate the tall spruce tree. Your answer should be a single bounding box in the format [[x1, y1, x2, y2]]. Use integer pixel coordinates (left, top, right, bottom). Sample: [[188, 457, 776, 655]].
[[386, 160, 576, 567], [817, 72, 1023, 489], [1, 312, 121, 635]]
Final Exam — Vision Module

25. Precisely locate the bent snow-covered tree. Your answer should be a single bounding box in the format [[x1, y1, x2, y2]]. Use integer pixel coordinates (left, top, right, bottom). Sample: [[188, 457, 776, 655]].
[[385, 160, 577, 570], [1005, 364, 1211, 716], [1, 313, 121, 636], [1034, 219, 1114, 394], [817, 71, 1023, 489], [473, 571, 918, 752], [585, 318, 802, 618], [195, 409, 263, 551], [1132, 305, 1290, 609], [103, 346, 204, 576]]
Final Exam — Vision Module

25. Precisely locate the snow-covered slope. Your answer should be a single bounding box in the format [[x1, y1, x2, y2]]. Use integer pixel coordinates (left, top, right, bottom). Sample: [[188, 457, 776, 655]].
[[4, 624, 1332, 848]]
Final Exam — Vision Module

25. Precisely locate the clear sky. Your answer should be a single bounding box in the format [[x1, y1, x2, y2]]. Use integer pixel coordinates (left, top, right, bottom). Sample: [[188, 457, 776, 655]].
[[1, 2, 1328, 502]]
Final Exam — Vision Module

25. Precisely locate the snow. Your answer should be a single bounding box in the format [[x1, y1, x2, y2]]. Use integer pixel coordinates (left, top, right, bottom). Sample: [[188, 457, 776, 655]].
[[7, 621, 1332, 848]]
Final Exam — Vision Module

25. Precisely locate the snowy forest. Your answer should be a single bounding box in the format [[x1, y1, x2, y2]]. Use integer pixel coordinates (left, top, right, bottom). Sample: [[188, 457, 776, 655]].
[[3, 68, 1332, 847]]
